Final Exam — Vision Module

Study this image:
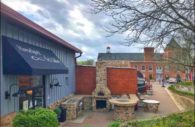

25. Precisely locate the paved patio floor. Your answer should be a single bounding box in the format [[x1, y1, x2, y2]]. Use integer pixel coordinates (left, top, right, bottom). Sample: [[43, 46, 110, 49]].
[[61, 82, 180, 127]]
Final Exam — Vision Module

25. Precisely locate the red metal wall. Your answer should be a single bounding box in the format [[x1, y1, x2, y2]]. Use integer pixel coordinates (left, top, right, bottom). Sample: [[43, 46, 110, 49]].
[[76, 65, 96, 94], [107, 68, 137, 95]]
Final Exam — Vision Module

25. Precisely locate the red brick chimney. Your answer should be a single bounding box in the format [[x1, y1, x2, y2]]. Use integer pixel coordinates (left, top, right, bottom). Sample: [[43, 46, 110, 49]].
[[144, 47, 154, 61]]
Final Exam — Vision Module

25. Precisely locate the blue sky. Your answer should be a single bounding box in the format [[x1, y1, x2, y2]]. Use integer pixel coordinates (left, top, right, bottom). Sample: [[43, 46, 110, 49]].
[[2, 0, 147, 61]]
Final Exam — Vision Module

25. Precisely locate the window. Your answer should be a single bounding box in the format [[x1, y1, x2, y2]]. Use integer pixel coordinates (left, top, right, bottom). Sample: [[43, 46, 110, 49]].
[[149, 65, 153, 70], [142, 65, 145, 70], [134, 65, 137, 69], [18, 76, 43, 110]]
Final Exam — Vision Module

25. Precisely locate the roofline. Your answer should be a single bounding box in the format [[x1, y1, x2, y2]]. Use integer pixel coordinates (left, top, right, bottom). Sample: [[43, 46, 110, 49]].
[[0, 2, 82, 53]]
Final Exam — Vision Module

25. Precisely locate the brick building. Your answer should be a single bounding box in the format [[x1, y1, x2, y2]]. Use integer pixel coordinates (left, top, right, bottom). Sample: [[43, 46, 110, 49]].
[[98, 40, 186, 81]]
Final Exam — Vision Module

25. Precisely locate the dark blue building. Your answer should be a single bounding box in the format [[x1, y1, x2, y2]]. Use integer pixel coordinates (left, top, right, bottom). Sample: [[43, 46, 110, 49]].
[[0, 3, 82, 118]]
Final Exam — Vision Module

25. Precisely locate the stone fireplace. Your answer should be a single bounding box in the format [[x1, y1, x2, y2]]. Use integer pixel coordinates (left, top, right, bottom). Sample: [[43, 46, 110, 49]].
[[92, 84, 111, 111], [92, 61, 130, 111]]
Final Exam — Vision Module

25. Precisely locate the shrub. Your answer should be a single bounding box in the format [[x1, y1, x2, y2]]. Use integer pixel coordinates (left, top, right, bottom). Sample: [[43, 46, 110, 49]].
[[54, 107, 62, 118], [108, 121, 120, 127], [168, 85, 194, 96], [149, 74, 153, 80], [13, 108, 58, 127], [179, 82, 193, 86]]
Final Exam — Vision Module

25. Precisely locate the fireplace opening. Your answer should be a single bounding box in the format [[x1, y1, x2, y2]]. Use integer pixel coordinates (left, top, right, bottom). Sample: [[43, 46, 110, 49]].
[[96, 100, 106, 109], [98, 91, 104, 96]]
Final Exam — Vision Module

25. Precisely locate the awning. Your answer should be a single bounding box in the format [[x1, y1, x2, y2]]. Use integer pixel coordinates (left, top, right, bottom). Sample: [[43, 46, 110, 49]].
[[3, 36, 68, 75]]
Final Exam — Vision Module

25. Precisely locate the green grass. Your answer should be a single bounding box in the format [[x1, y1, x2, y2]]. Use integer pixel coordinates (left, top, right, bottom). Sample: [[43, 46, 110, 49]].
[[168, 82, 194, 97], [178, 82, 193, 86], [168, 84, 194, 97], [108, 110, 195, 127]]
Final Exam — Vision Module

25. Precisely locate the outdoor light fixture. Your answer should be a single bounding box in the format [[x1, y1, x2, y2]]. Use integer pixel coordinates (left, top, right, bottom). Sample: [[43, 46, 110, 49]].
[[50, 78, 61, 88], [26, 90, 33, 95], [5, 83, 18, 99], [5, 91, 10, 99], [12, 90, 20, 97]]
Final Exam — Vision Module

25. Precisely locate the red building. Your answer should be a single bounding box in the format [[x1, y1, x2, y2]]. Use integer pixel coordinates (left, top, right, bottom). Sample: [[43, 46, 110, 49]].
[[98, 40, 186, 81]]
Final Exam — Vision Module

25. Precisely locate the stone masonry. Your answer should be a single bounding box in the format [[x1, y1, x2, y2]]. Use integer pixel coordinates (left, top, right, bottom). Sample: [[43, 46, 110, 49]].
[[96, 60, 130, 86], [92, 60, 131, 111]]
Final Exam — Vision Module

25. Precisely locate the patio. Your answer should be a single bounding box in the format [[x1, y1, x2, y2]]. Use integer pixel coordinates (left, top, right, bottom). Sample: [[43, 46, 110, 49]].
[[61, 82, 180, 127]]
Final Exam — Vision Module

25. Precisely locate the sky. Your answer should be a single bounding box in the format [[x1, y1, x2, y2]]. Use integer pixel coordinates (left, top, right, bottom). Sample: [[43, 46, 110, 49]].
[[2, 0, 147, 61]]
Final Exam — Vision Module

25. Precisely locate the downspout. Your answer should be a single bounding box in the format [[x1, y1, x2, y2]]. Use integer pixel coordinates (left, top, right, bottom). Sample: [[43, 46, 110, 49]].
[[75, 52, 82, 59], [75, 52, 82, 65], [74, 52, 82, 94]]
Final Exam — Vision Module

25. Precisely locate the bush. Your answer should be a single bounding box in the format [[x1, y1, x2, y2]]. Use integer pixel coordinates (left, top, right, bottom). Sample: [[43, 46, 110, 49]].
[[149, 74, 153, 80], [54, 107, 62, 118], [13, 108, 58, 127], [179, 82, 193, 86], [108, 121, 120, 127], [168, 85, 194, 96]]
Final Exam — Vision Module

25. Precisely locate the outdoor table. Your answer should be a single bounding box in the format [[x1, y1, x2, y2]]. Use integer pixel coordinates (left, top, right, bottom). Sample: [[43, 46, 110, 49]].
[[143, 99, 160, 113]]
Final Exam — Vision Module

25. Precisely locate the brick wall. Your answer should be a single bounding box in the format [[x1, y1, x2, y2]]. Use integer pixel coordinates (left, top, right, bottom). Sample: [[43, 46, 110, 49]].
[[107, 67, 137, 95], [144, 47, 154, 61], [76, 66, 96, 94]]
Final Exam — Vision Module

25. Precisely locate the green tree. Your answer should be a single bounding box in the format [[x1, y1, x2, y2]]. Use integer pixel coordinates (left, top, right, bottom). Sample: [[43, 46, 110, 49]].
[[77, 59, 95, 65]]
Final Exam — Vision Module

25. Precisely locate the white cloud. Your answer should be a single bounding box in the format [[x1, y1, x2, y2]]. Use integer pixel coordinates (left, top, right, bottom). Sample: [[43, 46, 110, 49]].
[[2, 0, 145, 61], [2, 0, 41, 13], [68, 6, 101, 39]]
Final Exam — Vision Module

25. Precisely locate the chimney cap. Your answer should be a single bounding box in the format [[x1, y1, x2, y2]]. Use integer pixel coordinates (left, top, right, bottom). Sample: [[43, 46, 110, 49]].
[[106, 46, 111, 53]]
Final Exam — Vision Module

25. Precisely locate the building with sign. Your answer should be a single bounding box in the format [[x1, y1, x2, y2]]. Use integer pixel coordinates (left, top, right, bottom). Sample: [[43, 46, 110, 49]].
[[0, 3, 82, 124]]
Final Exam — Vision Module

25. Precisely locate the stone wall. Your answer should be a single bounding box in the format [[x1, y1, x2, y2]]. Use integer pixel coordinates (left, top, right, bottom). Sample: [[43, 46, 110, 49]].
[[113, 105, 135, 121], [96, 60, 130, 86], [83, 96, 92, 111], [48, 94, 73, 110]]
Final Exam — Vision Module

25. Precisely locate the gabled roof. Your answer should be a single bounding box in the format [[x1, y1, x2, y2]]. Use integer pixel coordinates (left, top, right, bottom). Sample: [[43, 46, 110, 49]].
[[0, 2, 82, 53], [165, 38, 181, 50], [98, 53, 162, 61]]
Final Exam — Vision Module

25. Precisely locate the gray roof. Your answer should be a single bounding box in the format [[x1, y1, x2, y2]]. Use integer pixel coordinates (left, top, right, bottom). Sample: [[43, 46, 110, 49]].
[[98, 53, 162, 61]]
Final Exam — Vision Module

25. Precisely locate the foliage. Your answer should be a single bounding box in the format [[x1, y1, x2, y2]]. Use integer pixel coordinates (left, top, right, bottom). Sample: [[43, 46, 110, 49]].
[[149, 74, 153, 80], [77, 59, 95, 65], [168, 85, 194, 96], [91, 0, 194, 68], [53, 107, 62, 117], [91, 0, 194, 45], [108, 121, 121, 127], [13, 108, 58, 127], [108, 110, 194, 127], [165, 75, 169, 80], [179, 81, 193, 86]]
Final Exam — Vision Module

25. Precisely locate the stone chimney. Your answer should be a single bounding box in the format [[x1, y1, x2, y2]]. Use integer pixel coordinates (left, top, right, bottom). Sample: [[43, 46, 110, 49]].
[[106, 46, 111, 53], [144, 47, 154, 61]]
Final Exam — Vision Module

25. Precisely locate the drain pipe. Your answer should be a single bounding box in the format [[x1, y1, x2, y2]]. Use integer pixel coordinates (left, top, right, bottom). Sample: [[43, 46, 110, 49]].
[[75, 52, 82, 65], [75, 52, 82, 59]]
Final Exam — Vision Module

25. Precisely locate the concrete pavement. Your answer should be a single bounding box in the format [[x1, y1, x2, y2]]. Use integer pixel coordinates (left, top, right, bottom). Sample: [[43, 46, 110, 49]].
[[62, 82, 180, 127]]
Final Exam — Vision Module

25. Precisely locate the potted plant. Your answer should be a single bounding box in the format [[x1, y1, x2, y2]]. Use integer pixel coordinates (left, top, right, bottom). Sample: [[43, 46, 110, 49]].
[[54, 107, 62, 121]]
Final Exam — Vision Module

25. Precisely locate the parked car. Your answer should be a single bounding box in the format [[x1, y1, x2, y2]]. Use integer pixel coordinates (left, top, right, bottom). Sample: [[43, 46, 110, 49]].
[[168, 78, 177, 84], [137, 71, 145, 93], [137, 77, 145, 93]]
